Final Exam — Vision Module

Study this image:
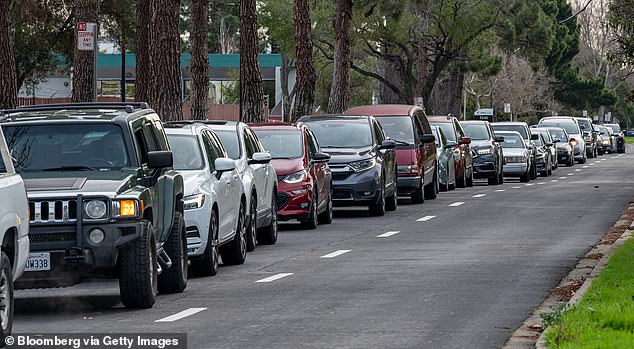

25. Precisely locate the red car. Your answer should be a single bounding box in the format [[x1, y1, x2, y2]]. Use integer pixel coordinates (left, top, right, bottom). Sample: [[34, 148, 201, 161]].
[[345, 105, 437, 204], [250, 123, 333, 229], [428, 116, 474, 188]]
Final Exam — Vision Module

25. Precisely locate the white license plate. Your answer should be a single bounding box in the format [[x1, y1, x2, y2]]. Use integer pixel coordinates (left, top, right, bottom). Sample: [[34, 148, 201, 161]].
[[25, 252, 51, 272]]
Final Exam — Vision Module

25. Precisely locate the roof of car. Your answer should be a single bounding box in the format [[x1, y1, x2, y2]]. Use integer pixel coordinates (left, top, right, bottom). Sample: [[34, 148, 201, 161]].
[[460, 120, 487, 124], [428, 116, 455, 123], [249, 122, 300, 131], [299, 114, 370, 122], [539, 116, 577, 122], [495, 130, 523, 136], [344, 104, 421, 116], [0, 103, 154, 124], [491, 122, 527, 126]]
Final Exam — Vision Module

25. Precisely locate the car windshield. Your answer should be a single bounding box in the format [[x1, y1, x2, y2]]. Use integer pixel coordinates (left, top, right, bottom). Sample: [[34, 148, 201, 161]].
[[500, 134, 524, 148], [547, 128, 568, 141], [214, 129, 241, 160], [253, 130, 303, 159], [540, 120, 580, 135], [492, 125, 528, 139], [166, 134, 205, 170], [606, 124, 621, 133], [375, 116, 415, 144], [577, 119, 592, 132], [2, 124, 130, 172], [533, 137, 543, 146], [462, 123, 489, 140], [304, 119, 373, 148], [430, 122, 456, 142]]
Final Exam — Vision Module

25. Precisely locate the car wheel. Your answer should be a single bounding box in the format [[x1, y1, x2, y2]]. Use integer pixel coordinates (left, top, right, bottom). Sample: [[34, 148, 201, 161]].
[[488, 164, 500, 185], [369, 179, 386, 217], [119, 221, 157, 309], [520, 167, 530, 182], [457, 165, 466, 188], [530, 160, 537, 180], [257, 194, 278, 245], [158, 212, 188, 294], [220, 202, 247, 265], [0, 251, 13, 345], [424, 170, 438, 200], [466, 167, 474, 187], [411, 176, 425, 204], [318, 187, 333, 224], [246, 195, 257, 252], [191, 211, 219, 277], [301, 189, 318, 229]]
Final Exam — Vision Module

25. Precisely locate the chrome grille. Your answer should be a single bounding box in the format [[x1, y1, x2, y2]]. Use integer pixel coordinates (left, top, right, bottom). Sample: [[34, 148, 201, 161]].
[[29, 200, 78, 223]]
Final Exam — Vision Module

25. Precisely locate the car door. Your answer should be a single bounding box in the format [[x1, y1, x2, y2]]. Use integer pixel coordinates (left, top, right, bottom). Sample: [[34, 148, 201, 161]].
[[243, 127, 271, 216], [454, 119, 471, 172], [415, 111, 435, 185], [305, 128, 328, 210], [201, 131, 232, 239], [372, 119, 396, 192]]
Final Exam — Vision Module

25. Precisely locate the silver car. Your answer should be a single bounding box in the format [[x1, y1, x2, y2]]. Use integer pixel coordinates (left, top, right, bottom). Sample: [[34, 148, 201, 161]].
[[538, 117, 586, 164], [546, 127, 574, 167], [497, 131, 532, 182], [532, 127, 558, 170], [432, 125, 456, 191]]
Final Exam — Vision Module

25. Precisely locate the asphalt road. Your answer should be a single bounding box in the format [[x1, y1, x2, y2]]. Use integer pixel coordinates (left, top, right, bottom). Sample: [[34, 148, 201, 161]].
[[14, 148, 634, 349]]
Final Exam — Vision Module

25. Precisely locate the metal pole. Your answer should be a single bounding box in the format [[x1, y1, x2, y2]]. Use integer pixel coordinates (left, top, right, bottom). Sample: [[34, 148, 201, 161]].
[[93, 23, 98, 102], [121, 41, 126, 102]]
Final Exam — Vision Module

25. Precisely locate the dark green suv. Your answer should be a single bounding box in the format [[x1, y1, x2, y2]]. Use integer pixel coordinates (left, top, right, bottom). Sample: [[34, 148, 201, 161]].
[[0, 103, 187, 309]]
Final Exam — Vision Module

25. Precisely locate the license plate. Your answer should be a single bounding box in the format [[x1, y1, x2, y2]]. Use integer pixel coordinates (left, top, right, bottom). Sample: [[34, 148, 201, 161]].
[[25, 252, 51, 272]]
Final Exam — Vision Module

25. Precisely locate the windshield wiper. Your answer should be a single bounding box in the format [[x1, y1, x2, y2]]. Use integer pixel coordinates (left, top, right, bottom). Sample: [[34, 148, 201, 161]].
[[41, 166, 97, 172], [391, 139, 411, 146]]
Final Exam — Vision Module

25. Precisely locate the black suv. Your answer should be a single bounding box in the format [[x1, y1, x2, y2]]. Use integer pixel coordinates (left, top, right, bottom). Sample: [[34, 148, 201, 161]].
[[297, 115, 397, 217], [460, 120, 504, 185], [0, 103, 187, 309]]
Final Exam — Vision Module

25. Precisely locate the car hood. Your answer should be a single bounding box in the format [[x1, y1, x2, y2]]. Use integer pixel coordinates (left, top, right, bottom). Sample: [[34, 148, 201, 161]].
[[21, 170, 139, 197], [503, 148, 528, 156], [180, 170, 210, 196], [470, 140, 493, 148], [322, 147, 373, 165], [556, 143, 572, 150], [271, 158, 305, 176]]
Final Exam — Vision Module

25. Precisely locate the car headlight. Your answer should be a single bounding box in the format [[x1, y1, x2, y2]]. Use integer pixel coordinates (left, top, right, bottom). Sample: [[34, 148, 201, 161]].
[[476, 148, 492, 155], [283, 170, 307, 184], [602, 139, 609, 145], [570, 140, 577, 146], [397, 164, 418, 175], [85, 200, 108, 220], [184, 194, 205, 210], [349, 158, 376, 172]]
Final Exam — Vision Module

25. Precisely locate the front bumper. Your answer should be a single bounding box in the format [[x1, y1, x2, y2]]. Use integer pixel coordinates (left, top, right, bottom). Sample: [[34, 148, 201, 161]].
[[277, 183, 313, 221], [557, 150, 572, 164], [331, 168, 381, 207], [184, 203, 212, 257], [503, 163, 528, 176], [472, 154, 496, 178]]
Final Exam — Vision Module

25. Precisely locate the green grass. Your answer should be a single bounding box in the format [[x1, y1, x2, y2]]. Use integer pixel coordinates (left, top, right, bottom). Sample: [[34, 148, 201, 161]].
[[624, 137, 634, 145], [546, 238, 634, 348]]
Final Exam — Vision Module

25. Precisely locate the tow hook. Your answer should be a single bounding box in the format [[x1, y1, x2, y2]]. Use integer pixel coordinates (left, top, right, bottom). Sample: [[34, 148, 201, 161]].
[[64, 247, 85, 262]]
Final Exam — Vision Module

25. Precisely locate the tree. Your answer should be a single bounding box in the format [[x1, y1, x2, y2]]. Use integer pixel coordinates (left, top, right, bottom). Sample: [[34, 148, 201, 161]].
[[190, 0, 209, 120], [240, 0, 266, 122], [135, 0, 151, 102], [148, 0, 182, 121], [327, 0, 353, 113], [71, 0, 99, 102], [0, 0, 17, 109], [609, 0, 634, 65], [291, 0, 316, 120]]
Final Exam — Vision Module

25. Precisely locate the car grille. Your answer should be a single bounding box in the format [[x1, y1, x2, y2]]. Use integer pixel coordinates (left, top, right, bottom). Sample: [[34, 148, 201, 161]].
[[505, 156, 524, 163], [333, 190, 353, 200], [277, 192, 291, 209], [29, 200, 78, 223], [186, 227, 200, 239], [30, 232, 76, 244]]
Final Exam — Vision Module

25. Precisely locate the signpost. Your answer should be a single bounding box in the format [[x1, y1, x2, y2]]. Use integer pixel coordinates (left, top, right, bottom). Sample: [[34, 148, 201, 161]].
[[503, 103, 511, 121], [583, 110, 588, 117], [77, 22, 98, 101], [474, 108, 494, 122]]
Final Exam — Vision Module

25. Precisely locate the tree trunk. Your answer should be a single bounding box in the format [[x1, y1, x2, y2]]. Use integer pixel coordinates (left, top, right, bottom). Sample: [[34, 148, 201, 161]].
[[148, 0, 182, 121], [327, 0, 352, 114], [379, 58, 403, 104], [135, 0, 151, 103], [240, 0, 266, 122], [291, 0, 316, 121], [280, 53, 295, 121], [448, 67, 464, 117], [72, 0, 98, 103], [0, 0, 17, 109], [190, 0, 209, 120], [415, 0, 430, 102]]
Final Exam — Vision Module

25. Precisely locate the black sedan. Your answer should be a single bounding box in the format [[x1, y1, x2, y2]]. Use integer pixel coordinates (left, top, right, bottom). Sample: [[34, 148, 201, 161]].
[[460, 120, 504, 185]]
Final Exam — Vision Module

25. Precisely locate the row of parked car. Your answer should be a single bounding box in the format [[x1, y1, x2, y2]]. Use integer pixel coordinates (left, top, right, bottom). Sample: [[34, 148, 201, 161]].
[[0, 102, 626, 344]]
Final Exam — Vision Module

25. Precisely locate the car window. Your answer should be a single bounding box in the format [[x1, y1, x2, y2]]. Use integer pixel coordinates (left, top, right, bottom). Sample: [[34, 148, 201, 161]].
[[577, 118, 592, 132], [202, 132, 222, 172], [606, 124, 621, 133], [207, 131, 228, 158], [431, 122, 456, 142], [492, 125, 529, 139], [134, 128, 150, 165], [500, 134, 525, 148], [214, 129, 241, 160], [253, 129, 304, 159], [243, 129, 256, 158], [462, 123, 490, 141], [372, 120, 385, 144], [305, 119, 373, 148], [454, 120, 465, 138], [375, 116, 416, 144], [152, 120, 169, 150], [0, 151, 6, 174], [539, 120, 580, 135], [167, 134, 205, 171], [305, 130, 318, 159], [416, 111, 433, 133]]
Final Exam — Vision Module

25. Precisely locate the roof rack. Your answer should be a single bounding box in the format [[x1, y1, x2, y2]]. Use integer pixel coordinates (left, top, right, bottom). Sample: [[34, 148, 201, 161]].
[[2, 102, 150, 114]]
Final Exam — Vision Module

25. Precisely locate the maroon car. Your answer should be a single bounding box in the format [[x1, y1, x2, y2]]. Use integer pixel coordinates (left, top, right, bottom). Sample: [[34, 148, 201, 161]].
[[428, 116, 474, 188], [250, 123, 333, 229], [345, 105, 437, 204]]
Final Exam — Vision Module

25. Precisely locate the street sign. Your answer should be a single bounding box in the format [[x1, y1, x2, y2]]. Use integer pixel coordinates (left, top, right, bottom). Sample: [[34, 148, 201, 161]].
[[474, 108, 494, 122], [504, 103, 511, 114], [605, 112, 612, 122], [77, 22, 97, 51], [414, 97, 424, 108], [583, 110, 588, 117]]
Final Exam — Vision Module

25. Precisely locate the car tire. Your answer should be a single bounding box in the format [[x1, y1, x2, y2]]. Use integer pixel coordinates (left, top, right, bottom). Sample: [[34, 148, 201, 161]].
[[411, 177, 425, 204], [257, 195, 278, 245], [158, 212, 188, 294], [317, 188, 333, 224], [457, 166, 466, 188], [119, 221, 157, 309], [530, 160, 537, 180], [0, 251, 14, 345], [520, 168, 530, 182], [190, 211, 219, 277], [386, 188, 398, 211], [424, 171, 438, 200], [220, 202, 247, 265], [301, 190, 318, 230], [369, 180, 386, 217], [246, 195, 257, 252], [466, 167, 474, 187], [488, 164, 501, 185]]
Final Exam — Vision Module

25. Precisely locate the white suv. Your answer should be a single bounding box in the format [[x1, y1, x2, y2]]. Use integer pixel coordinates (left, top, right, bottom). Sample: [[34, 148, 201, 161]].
[[0, 126, 29, 342], [208, 121, 279, 249], [165, 123, 247, 275]]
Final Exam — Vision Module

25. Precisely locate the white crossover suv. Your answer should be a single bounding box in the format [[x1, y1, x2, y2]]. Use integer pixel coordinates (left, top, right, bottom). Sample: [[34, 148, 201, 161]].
[[165, 123, 247, 276], [0, 126, 29, 342], [207, 121, 278, 250]]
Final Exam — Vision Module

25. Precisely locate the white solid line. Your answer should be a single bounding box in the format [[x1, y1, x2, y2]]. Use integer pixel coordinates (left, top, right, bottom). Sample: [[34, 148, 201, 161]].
[[320, 250, 351, 259], [449, 202, 465, 207], [377, 231, 400, 238], [473, 194, 487, 198], [255, 273, 294, 283], [155, 308, 207, 322], [416, 215, 436, 222]]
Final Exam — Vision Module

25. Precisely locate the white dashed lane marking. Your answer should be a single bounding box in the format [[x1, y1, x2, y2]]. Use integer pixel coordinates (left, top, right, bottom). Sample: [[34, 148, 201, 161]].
[[551, 179, 558, 182], [377, 231, 401, 238], [255, 273, 294, 283], [416, 216, 436, 222], [525, 184, 534, 187], [575, 169, 581, 172], [155, 308, 207, 322], [495, 189, 506, 192], [512, 186, 521, 189], [473, 194, 487, 198], [320, 250, 351, 259], [583, 166, 588, 168], [449, 202, 465, 207]]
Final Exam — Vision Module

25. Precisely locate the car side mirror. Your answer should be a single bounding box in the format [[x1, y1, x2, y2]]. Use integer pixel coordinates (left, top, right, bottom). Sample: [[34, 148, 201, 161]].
[[147, 151, 173, 169], [249, 152, 272, 165], [546, 142, 554, 147], [530, 134, 539, 141], [378, 139, 396, 150], [215, 158, 236, 178], [493, 136, 505, 142], [312, 152, 331, 163], [553, 139, 561, 143], [460, 136, 471, 145], [421, 134, 436, 144]]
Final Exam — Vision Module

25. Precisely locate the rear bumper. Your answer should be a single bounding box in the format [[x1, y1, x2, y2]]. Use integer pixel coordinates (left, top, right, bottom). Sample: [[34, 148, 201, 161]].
[[503, 163, 528, 176], [396, 176, 421, 195]]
